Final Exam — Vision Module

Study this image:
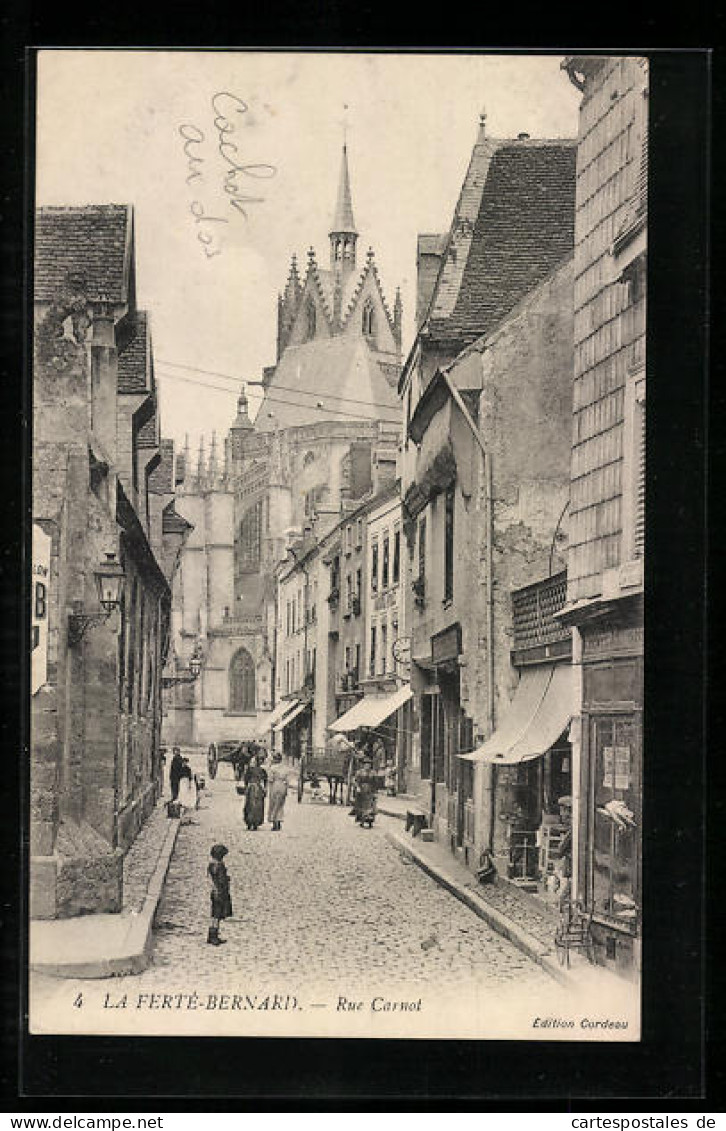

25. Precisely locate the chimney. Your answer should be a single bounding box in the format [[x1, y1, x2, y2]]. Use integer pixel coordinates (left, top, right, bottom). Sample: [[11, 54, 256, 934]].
[[518, 132, 530, 140], [90, 294, 118, 465]]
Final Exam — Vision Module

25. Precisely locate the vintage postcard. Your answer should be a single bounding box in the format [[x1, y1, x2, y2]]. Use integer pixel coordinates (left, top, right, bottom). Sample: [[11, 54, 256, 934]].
[[29, 49, 645, 1040]]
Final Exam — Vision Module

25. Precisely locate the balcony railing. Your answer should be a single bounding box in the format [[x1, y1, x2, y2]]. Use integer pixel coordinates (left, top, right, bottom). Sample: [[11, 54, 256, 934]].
[[511, 571, 570, 659]]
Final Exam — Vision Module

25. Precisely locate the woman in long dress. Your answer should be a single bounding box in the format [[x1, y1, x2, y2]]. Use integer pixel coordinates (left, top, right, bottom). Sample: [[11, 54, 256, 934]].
[[244, 755, 267, 830], [267, 753, 289, 831], [353, 758, 377, 827], [177, 760, 197, 824]]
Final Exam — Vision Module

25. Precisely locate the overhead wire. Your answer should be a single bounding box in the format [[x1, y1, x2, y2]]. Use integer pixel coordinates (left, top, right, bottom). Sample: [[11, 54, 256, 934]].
[[155, 366, 401, 425], [156, 356, 402, 413]]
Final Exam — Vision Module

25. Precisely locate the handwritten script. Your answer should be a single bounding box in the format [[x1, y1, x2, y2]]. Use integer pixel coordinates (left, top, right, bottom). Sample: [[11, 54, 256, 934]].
[[178, 92, 277, 259]]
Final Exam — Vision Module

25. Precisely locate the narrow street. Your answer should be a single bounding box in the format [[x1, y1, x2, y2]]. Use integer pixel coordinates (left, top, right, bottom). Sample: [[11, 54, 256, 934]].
[[31, 756, 555, 1038]]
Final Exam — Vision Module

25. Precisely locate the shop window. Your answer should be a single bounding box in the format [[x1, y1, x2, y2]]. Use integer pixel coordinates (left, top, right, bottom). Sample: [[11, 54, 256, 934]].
[[589, 715, 641, 931], [229, 648, 256, 712], [420, 695, 432, 780], [444, 482, 455, 602]]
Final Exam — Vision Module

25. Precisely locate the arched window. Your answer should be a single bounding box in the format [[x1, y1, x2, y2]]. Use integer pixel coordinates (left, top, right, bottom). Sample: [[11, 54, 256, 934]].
[[306, 299, 316, 340], [229, 648, 256, 712], [237, 500, 262, 572], [362, 299, 375, 338]]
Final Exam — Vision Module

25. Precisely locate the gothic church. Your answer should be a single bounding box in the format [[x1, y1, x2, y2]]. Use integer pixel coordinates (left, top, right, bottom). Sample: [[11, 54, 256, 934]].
[[164, 145, 402, 745]]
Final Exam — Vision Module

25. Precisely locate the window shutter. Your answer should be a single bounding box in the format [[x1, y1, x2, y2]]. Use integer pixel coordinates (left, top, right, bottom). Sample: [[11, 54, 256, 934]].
[[634, 399, 646, 558]]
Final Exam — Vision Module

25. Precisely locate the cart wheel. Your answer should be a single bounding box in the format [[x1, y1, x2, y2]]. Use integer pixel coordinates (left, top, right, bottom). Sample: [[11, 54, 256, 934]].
[[207, 743, 218, 780]]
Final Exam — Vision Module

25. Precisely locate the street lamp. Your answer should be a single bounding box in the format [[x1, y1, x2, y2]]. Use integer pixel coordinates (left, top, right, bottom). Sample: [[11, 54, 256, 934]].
[[67, 552, 125, 646], [162, 640, 204, 688]]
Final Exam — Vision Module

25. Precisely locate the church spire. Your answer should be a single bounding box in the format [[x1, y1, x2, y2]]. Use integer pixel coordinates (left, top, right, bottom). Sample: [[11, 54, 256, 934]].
[[329, 143, 358, 277]]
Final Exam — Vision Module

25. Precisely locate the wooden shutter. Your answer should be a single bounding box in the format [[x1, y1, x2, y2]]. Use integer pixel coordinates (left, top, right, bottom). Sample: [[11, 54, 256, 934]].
[[634, 399, 646, 558]]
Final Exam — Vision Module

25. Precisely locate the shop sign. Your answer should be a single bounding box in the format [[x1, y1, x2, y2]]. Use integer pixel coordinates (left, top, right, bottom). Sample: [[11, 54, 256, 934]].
[[603, 745, 631, 791], [32, 524, 51, 695], [583, 624, 644, 659], [431, 623, 462, 665]]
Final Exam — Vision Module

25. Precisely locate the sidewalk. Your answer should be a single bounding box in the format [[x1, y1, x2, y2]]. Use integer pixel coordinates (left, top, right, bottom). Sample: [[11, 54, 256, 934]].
[[379, 796, 594, 989], [30, 801, 180, 979]]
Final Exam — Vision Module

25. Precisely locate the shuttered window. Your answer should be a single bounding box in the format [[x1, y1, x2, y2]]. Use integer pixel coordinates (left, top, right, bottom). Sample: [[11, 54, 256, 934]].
[[633, 398, 645, 558]]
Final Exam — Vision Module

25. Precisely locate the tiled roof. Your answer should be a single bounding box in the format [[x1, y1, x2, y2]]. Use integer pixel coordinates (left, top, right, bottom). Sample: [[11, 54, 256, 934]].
[[117, 310, 150, 393], [35, 204, 131, 304], [137, 408, 159, 450], [254, 335, 400, 433], [149, 440, 175, 495], [162, 502, 193, 533], [427, 138, 576, 345]]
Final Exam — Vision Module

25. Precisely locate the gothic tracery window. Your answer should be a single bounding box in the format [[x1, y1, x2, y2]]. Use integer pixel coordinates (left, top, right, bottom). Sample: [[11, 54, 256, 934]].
[[362, 299, 375, 338], [229, 647, 256, 712], [237, 500, 262, 572]]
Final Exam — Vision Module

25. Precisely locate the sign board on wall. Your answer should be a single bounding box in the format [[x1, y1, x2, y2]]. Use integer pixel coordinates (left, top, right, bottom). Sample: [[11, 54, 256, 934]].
[[32, 524, 51, 695]]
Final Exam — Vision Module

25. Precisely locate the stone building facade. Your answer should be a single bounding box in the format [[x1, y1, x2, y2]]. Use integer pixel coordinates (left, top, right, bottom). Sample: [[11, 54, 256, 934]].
[[163, 145, 402, 750], [32, 205, 187, 918], [398, 119, 577, 876], [560, 55, 647, 976]]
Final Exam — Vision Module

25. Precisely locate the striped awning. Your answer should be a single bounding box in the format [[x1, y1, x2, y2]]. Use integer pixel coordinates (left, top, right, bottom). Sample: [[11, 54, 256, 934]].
[[273, 698, 310, 733], [257, 699, 299, 736], [460, 665, 572, 765], [329, 685, 413, 733]]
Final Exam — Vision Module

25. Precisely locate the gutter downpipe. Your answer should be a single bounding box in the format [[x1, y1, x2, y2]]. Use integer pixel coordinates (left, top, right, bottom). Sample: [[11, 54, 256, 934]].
[[438, 367, 496, 852]]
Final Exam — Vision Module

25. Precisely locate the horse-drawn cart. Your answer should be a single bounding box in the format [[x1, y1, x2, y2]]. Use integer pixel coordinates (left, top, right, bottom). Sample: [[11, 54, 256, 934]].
[[207, 740, 256, 781], [297, 741, 355, 805]]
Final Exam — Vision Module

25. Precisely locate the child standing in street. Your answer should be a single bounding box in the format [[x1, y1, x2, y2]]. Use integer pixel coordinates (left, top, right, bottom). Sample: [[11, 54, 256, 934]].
[[207, 843, 232, 946]]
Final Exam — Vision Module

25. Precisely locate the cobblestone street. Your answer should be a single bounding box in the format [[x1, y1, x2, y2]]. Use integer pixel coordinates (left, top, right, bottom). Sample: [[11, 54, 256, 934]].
[[31, 758, 568, 1038]]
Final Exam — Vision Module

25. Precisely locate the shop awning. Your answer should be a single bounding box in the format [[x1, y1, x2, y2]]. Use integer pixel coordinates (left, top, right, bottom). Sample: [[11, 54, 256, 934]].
[[329, 685, 413, 733], [272, 699, 309, 733], [460, 665, 572, 765], [257, 699, 298, 736]]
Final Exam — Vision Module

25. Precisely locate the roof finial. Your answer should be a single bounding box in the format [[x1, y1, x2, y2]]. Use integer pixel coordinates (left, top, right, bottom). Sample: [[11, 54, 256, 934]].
[[479, 105, 487, 136]]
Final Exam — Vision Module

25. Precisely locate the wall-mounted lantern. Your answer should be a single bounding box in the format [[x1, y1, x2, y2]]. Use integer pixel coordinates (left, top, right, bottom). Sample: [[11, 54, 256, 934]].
[[162, 640, 204, 688], [67, 552, 125, 646]]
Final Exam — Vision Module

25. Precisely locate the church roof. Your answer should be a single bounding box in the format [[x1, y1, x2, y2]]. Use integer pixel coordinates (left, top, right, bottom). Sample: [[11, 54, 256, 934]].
[[254, 335, 400, 433], [35, 204, 133, 304], [425, 135, 576, 346], [330, 144, 357, 234]]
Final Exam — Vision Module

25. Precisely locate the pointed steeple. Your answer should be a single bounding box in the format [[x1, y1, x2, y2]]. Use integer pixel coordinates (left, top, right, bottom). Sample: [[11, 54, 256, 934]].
[[331, 144, 357, 235], [329, 144, 358, 277], [196, 435, 206, 488], [208, 431, 218, 484], [232, 384, 253, 432], [393, 286, 403, 354]]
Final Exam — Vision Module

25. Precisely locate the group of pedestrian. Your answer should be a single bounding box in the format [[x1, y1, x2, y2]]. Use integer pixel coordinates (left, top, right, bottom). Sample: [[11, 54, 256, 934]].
[[243, 750, 290, 832], [206, 749, 290, 945]]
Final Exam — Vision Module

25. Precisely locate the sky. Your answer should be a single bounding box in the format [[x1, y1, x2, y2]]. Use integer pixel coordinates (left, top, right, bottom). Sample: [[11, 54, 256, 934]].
[[36, 51, 581, 452]]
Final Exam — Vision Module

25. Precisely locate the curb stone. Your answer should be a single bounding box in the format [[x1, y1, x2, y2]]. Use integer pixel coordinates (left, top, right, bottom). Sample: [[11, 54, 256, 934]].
[[30, 818, 181, 979], [384, 826, 572, 989]]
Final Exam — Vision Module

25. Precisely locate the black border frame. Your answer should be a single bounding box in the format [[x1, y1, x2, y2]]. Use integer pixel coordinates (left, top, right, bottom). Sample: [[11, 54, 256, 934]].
[[1, 41, 712, 1106]]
